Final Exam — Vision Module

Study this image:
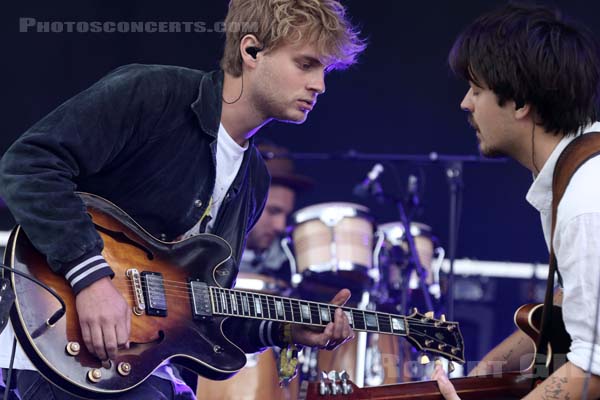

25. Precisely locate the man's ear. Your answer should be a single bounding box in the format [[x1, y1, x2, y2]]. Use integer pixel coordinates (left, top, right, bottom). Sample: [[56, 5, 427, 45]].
[[514, 102, 531, 120], [239, 34, 263, 68]]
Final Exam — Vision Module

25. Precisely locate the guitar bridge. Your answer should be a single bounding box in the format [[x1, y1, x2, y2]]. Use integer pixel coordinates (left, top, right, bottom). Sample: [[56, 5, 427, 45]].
[[126, 269, 146, 315]]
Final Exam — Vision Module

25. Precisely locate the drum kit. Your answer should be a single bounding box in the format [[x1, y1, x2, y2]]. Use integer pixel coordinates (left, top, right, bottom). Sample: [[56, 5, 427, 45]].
[[197, 200, 446, 400]]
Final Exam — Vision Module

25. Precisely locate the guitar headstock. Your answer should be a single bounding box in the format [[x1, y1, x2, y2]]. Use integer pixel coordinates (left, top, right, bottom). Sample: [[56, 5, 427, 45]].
[[404, 308, 465, 364]]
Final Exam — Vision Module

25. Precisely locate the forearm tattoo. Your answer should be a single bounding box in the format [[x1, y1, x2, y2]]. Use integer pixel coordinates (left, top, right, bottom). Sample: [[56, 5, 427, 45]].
[[541, 376, 570, 400]]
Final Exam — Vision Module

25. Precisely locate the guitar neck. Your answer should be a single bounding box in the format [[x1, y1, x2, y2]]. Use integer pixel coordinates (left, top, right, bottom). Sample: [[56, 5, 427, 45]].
[[208, 286, 409, 336]]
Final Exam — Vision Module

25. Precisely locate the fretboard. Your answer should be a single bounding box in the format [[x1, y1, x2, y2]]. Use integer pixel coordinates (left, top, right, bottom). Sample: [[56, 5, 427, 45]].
[[207, 286, 408, 336]]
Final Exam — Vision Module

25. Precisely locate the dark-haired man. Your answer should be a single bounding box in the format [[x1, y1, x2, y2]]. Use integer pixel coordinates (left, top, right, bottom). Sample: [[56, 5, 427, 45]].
[[435, 3, 600, 399]]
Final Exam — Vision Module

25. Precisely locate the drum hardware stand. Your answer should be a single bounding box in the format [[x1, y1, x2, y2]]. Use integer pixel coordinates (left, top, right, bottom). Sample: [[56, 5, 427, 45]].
[[281, 236, 302, 288]]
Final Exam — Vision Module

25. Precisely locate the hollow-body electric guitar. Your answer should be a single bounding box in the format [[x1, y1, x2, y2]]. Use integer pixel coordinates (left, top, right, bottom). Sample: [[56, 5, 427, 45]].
[[6, 193, 464, 398]]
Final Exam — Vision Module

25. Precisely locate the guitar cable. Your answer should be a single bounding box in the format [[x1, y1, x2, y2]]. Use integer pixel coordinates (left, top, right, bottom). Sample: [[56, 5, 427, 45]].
[[0, 263, 67, 400]]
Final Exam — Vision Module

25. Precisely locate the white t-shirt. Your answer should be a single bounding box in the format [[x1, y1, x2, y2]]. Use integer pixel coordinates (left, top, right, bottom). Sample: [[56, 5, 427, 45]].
[[182, 122, 247, 237]]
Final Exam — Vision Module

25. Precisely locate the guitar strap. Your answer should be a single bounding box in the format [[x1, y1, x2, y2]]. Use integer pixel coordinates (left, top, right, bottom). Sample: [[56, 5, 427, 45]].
[[538, 131, 600, 375]]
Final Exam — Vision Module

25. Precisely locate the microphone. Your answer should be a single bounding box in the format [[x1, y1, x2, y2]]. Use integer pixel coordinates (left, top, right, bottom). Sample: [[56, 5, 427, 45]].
[[353, 163, 384, 198], [406, 174, 419, 207]]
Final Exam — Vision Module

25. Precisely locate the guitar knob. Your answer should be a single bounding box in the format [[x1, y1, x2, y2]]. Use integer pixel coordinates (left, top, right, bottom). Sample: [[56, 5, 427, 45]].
[[117, 362, 132, 376], [440, 314, 446, 322], [66, 342, 80, 356], [87, 368, 102, 383], [419, 355, 430, 365], [424, 311, 434, 319]]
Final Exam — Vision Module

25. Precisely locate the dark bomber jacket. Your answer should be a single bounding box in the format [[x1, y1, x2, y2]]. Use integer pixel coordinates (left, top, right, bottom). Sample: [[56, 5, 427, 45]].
[[0, 64, 282, 352]]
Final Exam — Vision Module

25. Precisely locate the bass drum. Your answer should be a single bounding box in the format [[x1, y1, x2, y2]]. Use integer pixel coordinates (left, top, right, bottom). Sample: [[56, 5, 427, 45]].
[[286, 202, 376, 302], [196, 272, 298, 400]]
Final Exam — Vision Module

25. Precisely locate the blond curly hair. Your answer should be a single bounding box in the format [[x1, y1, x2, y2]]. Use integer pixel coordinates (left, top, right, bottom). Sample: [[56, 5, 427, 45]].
[[221, 0, 366, 76]]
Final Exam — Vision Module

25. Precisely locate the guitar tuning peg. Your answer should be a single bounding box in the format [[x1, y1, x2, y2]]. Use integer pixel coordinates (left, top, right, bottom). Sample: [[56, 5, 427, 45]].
[[327, 370, 338, 381], [448, 361, 456, 373], [339, 370, 347, 380], [412, 307, 419, 314], [440, 314, 446, 322], [424, 311, 434, 319], [419, 354, 431, 365]]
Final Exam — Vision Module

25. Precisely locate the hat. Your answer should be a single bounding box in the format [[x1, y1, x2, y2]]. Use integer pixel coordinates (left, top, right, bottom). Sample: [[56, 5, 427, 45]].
[[257, 143, 315, 191]]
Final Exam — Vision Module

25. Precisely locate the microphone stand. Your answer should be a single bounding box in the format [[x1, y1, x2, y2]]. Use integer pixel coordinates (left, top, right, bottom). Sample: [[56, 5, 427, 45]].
[[445, 162, 463, 322], [393, 194, 435, 315]]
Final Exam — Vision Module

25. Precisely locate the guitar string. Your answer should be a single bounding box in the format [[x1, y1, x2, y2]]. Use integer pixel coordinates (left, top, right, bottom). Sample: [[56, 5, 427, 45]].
[[113, 283, 454, 327], [108, 292, 460, 354], [112, 292, 457, 343]]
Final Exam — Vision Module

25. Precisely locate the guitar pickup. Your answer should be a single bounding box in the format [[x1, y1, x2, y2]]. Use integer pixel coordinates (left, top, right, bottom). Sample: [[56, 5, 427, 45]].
[[189, 281, 213, 318], [141, 272, 167, 317]]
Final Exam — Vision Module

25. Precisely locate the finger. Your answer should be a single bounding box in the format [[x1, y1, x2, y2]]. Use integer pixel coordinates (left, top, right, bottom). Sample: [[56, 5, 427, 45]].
[[104, 325, 119, 361], [318, 323, 334, 347], [81, 323, 93, 355], [329, 288, 351, 307], [333, 309, 345, 338], [90, 323, 107, 360], [116, 318, 129, 350]]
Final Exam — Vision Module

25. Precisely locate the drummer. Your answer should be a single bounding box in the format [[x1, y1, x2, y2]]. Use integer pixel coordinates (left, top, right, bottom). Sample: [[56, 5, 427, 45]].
[[240, 142, 314, 281]]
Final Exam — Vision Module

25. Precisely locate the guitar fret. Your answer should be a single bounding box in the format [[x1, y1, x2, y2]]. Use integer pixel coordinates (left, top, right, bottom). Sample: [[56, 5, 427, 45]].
[[242, 293, 250, 315], [343, 309, 354, 328], [253, 294, 263, 316], [248, 293, 257, 317], [260, 295, 270, 319], [210, 288, 219, 314], [352, 310, 366, 330], [233, 291, 242, 316], [274, 298, 285, 320], [230, 293, 238, 315], [310, 303, 321, 325], [391, 316, 406, 334], [220, 290, 228, 314], [329, 307, 335, 324], [319, 305, 331, 324], [284, 299, 293, 323], [364, 312, 378, 330], [267, 296, 277, 320], [377, 313, 392, 333], [291, 300, 301, 323]]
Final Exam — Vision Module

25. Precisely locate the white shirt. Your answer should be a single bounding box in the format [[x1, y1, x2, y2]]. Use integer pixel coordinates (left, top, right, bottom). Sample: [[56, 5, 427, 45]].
[[182, 122, 247, 237], [526, 121, 600, 375]]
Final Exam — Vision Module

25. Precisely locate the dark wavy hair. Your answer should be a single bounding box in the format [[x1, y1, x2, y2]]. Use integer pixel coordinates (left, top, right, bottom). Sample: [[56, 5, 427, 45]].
[[449, 2, 600, 135]]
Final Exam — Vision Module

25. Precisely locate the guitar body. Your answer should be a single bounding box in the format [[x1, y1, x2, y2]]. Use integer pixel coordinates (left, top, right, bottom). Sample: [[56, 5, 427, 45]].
[[7, 193, 246, 398]]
